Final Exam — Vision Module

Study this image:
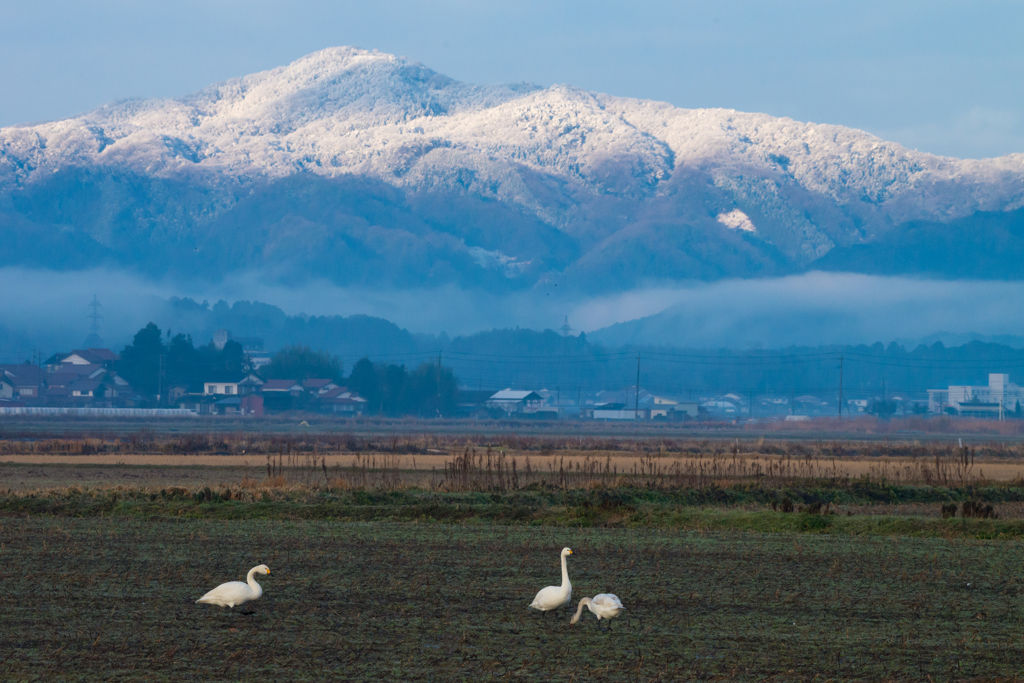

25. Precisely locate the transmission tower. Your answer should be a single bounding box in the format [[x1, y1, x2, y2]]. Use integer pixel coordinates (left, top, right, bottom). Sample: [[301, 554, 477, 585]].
[[559, 315, 574, 336], [84, 295, 104, 347]]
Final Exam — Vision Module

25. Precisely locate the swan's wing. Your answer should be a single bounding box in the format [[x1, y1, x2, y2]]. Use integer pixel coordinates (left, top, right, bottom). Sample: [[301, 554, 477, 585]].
[[593, 594, 624, 608], [530, 585, 567, 610], [196, 581, 252, 606]]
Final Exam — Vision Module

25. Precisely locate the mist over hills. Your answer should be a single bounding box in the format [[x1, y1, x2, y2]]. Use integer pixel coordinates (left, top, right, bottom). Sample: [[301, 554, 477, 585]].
[[2, 46, 1024, 295], [61, 297, 1024, 397]]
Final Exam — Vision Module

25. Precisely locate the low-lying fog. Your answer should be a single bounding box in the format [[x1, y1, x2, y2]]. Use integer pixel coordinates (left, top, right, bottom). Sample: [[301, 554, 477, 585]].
[[2, 268, 1023, 360]]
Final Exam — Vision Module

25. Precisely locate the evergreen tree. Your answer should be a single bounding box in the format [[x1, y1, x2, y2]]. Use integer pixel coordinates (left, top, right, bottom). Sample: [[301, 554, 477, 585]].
[[118, 323, 165, 396], [348, 358, 381, 411]]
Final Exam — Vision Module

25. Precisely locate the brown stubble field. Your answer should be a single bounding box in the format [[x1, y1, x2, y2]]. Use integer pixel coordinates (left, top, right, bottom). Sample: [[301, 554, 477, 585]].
[[4, 441, 1024, 494]]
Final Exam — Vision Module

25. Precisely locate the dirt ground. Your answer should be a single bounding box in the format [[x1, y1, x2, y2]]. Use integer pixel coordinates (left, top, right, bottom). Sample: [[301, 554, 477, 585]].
[[0, 462, 253, 490]]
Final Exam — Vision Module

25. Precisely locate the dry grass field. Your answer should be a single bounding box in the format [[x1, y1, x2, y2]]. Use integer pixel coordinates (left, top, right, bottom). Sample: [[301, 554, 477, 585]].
[[5, 437, 1024, 492]]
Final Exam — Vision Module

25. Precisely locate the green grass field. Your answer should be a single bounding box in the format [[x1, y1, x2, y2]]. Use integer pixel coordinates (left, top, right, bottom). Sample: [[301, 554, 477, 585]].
[[3, 515, 1024, 681]]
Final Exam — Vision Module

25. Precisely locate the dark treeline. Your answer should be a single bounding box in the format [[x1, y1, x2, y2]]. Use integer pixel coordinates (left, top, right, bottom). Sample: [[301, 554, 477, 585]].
[[347, 358, 458, 417], [119, 323, 250, 396], [262, 346, 344, 383], [146, 298, 1024, 398], [118, 324, 457, 415]]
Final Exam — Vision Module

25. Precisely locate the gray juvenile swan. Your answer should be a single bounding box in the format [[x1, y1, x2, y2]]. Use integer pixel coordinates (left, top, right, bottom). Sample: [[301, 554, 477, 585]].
[[571, 594, 626, 628], [529, 548, 573, 615], [196, 565, 270, 609]]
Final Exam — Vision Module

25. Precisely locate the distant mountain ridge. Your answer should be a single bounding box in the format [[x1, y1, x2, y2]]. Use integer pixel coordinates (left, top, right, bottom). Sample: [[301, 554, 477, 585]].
[[2, 46, 1024, 290]]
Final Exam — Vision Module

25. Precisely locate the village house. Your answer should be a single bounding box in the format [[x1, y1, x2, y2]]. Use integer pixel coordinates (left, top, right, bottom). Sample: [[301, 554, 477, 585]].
[[260, 379, 304, 396], [44, 348, 120, 372], [302, 378, 338, 395], [638, 394, 679, 419], [203, 373, 264, 396], [71, 380, 104, 398], [0, 374, 14, 400], [318, 387, 367, 415], [486, 389, 544, 415], [0, 365, 44, 401]]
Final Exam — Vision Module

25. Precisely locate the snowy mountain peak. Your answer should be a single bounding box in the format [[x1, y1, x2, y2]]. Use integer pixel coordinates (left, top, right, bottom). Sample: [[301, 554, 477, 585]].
[[1, 46, 1024, 288]]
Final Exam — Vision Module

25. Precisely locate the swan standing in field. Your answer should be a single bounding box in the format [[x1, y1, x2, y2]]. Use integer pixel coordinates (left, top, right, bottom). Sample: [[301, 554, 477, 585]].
[[529, 548, 573, 616], [571, 594, 625, 629], [196, 565, 270, 610]]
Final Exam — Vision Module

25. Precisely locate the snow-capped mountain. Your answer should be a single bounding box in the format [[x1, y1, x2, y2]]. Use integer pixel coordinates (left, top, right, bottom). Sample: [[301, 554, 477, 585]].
[[2, 46, 1023, 290]]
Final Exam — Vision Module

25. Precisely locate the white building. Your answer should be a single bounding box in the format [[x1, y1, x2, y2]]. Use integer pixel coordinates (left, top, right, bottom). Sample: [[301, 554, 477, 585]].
[[204, 373, 264, 396], [486, 389, 543, 414], [928, 373, 1024, 416]]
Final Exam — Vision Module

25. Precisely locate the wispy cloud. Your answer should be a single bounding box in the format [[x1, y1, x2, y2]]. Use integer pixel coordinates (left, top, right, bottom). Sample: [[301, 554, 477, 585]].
[[2, 268, 1024, 360], [586, 272, 1024, 347]]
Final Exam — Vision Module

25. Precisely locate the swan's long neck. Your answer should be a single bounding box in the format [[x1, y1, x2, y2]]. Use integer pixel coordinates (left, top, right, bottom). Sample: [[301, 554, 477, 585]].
[[246, 568, 263, 598], [571, 598, 591, 623], [560, 553, 570, 590]]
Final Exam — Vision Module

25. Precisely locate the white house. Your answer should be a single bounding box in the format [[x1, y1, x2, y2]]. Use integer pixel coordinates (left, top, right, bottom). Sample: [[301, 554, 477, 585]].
[[320, 387, 367, 415], [638, 394, 678, 418], [486, 389, 543, 414], [0, 374, 14, 399], [204, 373, 264, 396]]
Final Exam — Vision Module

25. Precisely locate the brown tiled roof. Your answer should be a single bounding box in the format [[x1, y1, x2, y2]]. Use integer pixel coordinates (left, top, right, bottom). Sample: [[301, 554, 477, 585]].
[[46, 373, 83, 387], [0, 365, 44, 385]]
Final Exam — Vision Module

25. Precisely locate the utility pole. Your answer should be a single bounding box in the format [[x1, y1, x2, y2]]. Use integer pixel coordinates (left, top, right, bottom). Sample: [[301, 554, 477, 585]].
[[158, 355, 165, 407], [750, 390, 754, 421], [436, 350, 442, 418], [635, 353, 641, 421], [838, 353, 844, 419]]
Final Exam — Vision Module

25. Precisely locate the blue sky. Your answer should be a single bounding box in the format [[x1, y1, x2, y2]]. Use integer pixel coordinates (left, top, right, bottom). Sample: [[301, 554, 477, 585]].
[[1, 0, 1022, 159]]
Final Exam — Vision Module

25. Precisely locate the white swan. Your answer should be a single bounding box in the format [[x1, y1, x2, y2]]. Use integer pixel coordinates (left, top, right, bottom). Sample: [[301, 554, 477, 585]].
[[571, 594, 625, 626], [529, 547, 573, 614], [196, 565, 270, 609]]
